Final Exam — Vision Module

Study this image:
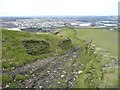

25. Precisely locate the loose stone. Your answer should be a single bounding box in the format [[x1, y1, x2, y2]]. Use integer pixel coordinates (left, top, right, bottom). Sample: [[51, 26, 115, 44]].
[[61, 75, 64, 78]]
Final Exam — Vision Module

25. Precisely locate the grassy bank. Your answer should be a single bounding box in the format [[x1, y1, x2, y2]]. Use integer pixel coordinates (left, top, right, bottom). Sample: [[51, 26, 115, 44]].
[[2, 29, 72, 69], [58, 27, 118, 88]]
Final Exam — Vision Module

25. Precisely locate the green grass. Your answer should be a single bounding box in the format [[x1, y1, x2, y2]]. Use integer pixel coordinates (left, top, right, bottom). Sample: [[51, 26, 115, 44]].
[[2, 29, 70, 69], [58, 27, 118, 88], [58, 28, 104, 88], [75, 28, 118, 57]]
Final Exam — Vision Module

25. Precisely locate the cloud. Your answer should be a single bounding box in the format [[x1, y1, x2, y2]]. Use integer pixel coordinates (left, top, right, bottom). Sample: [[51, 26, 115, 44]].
[[0, 0, 119, 16]]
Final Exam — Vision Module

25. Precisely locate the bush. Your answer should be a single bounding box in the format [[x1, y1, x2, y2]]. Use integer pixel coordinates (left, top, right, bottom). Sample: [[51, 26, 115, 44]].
[[22, 40, 51, 55]]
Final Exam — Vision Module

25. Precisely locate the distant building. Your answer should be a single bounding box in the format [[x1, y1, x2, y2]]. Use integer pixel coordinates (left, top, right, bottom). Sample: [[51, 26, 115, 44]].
[[103, 24, 117, 27], [70, 23, 79, 26], [6, 28, 21, 31], [79, 23, 91, 27]]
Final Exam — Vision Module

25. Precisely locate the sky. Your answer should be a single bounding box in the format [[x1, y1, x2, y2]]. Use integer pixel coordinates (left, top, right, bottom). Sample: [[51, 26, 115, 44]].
[[0, 0, 119, 16]]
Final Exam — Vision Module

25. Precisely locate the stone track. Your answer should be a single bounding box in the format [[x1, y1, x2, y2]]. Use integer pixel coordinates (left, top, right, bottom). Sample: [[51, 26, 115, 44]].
[[3, 46, 82, 88]]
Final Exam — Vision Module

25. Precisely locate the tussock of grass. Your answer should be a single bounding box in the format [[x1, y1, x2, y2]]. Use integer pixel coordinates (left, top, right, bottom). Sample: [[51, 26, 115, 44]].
[[22, 40, 51, 55]]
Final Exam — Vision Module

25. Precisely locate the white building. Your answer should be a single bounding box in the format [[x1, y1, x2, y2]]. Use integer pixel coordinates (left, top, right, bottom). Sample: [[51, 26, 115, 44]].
[[70, 23, 79, 26], [7, 28, 21, 31], [79, 23, 91, 27], [104, 24, 117, 27]]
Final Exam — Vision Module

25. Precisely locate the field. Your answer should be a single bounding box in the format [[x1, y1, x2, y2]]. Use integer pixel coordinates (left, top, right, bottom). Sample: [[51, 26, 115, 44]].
[[75, 28, 118, 58]]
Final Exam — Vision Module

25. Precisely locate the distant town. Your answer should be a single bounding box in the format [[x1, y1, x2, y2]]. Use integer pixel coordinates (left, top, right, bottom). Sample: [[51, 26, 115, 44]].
[[1, 16, 118, 32]]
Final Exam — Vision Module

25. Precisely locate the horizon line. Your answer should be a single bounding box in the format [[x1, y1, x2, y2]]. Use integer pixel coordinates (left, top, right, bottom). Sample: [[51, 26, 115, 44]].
[[0, 15, 118, 17]]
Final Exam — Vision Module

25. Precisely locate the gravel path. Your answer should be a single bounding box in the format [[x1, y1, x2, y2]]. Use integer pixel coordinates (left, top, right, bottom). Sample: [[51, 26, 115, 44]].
[[3, 46, 82, 88]]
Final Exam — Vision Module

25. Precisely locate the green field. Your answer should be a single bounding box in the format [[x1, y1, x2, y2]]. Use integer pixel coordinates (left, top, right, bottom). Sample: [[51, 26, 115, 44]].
[[75, 28, 118, 57]]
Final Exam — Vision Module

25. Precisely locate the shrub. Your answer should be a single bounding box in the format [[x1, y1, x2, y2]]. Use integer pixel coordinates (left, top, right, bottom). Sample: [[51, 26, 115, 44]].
[[22, 40, 51, 55]]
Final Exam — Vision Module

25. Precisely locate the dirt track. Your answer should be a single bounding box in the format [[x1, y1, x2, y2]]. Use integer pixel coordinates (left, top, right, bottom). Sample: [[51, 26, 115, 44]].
[[3, 46, 82, 88]]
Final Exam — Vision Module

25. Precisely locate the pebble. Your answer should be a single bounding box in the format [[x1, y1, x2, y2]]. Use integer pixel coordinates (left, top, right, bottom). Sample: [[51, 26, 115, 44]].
[[73, 71, 78, 74], [91, 80, 93, 82], [63, 71, 66, 74], [76, 75, 78, 78], [10, 62, 12, 64], [58, 82, 61, 84], [35, 65, 38, 67], [51, 76, 54, 79], [30, 71, 32, 73], [47, 71, 50, 73], [73, 55, 77, 57], [32, 69, 35, 71], [69, 82, 73, 85], [73, 78, 76, 81], [27, 65, 30, 68], [73, 64, 76, 66], [33, 66, 35, 68], [25, 74, 28, 76], [58, 68, 62, 70], [39, 86, 42, 88], [32, 74, 35, 77], [61, 75, 64, 78], [46, 81, 49, 83], [70, 58, 72, 60], [12, 67, 15, 70], [5, 85, 9, 88], [54, 71, 57, 73], [78, 71, 83, 74], [74, 52, 76, 54]]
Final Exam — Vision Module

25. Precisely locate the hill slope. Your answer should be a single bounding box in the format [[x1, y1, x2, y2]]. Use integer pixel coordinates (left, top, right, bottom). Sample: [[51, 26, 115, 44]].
[[2, 28, 118, 88], [2, 29, 71, 69]]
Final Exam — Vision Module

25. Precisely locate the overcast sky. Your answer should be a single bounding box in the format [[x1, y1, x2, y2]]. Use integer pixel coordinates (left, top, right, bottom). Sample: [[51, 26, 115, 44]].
[[0, 0, 119, 16]]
